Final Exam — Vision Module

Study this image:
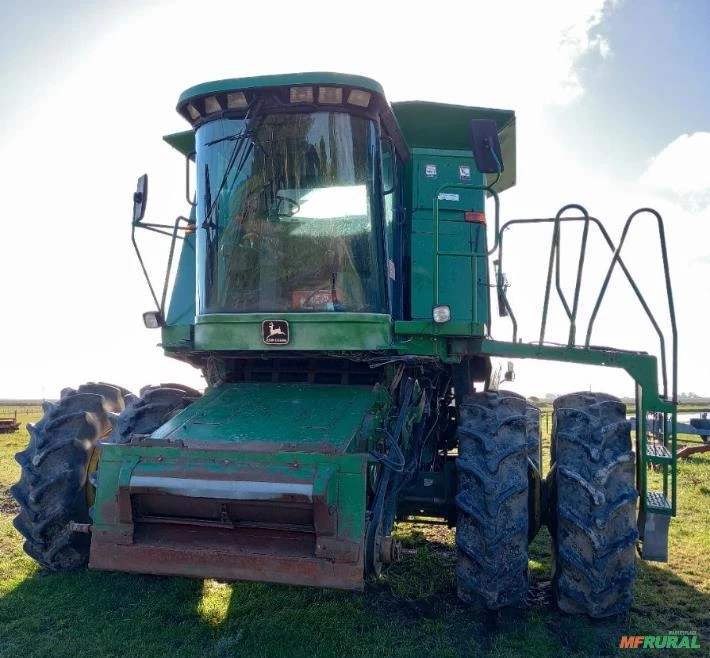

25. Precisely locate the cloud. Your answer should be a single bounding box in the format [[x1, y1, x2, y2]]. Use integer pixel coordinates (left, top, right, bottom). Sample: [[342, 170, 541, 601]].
[[641, 132, 710, 211], [554, 0, 617, 100]]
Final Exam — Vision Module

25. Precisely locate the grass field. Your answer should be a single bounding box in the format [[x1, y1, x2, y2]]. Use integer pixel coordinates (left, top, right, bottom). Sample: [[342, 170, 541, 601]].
[[0, 405, 708, 658]]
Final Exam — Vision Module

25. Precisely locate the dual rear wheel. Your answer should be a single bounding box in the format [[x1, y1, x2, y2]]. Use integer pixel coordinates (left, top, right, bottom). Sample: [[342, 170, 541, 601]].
[[454, 390, 637, 618], [11, 383, 133, 571], [11, 383, 200, 572]]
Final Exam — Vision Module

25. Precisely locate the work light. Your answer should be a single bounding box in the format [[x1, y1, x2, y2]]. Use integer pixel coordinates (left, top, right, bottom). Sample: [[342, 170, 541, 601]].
[[432, 305, 451, 323], [142, 311, 163, 329]]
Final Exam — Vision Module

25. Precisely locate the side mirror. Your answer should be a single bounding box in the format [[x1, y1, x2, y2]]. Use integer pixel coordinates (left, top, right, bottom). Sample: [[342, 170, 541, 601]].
[[133, 174, 149, 223], [469, 120, 504, 174]]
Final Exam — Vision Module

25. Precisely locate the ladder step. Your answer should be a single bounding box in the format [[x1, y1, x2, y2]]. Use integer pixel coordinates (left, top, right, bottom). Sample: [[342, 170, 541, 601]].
[[646, 443, 672, 461], [647, 491, 672, 512]]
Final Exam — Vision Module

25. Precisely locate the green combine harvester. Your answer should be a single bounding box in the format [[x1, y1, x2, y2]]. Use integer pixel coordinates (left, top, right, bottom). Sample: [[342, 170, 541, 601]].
[[12, 73, 679, 617]]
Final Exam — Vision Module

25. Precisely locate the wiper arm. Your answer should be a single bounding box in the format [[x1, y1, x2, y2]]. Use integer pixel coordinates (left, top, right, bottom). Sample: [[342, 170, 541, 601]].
[[206, 129, 248, 148], [202, 100, 266, 228]]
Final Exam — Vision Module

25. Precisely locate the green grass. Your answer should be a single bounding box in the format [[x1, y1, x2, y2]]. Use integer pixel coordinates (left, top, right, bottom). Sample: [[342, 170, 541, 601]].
[[0, 406, 708, 657]]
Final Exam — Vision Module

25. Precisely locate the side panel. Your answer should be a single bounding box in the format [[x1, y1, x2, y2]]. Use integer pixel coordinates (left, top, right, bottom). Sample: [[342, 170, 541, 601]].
[[406, 149, 490, 330], [410, 219, 488, 323], [165, 217, 196, 327]]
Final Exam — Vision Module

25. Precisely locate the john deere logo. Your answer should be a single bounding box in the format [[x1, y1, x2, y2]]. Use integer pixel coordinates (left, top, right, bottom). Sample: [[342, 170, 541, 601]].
[[262, 320, 289, 345]]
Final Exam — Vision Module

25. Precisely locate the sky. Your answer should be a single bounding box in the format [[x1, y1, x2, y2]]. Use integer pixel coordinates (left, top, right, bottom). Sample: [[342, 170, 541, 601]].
[[0, 0, 708, 400]]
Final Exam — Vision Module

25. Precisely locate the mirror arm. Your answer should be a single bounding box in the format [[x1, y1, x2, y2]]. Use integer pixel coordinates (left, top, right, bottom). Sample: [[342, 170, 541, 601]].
[[132, 215, 192, 318], [488, 148, 502, 187], [136, 221, 189, 238], [132, 222, 162, 313]]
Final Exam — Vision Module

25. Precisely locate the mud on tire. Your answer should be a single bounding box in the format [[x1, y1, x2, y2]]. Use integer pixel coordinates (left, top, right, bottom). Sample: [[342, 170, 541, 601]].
[[455, 390, 529, 609], [549, 392, 638, 618], [10, 383, 132, 571]]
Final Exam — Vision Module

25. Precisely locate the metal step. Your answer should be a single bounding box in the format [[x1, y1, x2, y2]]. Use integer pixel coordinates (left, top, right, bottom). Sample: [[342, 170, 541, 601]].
[[646, 443, 672, 462], [639, 496, 671, 562], [646, 490, 672, 512]]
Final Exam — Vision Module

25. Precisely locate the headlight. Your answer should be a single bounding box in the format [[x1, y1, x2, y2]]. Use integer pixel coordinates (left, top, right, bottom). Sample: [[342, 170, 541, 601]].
[[432, 305, 451, 324], [142, 311, 163, 329]]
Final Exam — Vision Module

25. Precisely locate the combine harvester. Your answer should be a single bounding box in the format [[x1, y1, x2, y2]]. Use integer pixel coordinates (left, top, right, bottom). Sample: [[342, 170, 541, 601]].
[[12, 73, 679, 617]]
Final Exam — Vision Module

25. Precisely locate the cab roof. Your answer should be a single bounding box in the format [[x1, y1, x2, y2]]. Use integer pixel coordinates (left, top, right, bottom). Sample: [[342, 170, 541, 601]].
[[178, 72, 385, 108], [167, 73, 516, 192]]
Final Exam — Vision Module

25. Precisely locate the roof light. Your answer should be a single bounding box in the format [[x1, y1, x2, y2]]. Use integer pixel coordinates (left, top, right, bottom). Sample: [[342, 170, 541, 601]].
[[347, 89, 371, 108], [226, 91, 248, 109], [290, 86, 314, 103], [185, 103, 201, 121], [204, 95, 222, 114], [432, 305, 451, 324], [318, 87, 342, 104]]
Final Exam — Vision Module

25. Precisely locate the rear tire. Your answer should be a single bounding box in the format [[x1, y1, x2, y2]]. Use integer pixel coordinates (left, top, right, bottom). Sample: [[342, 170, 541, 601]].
[[549, 392, 638, 618], [11, 383, 132, 571], [455, 390, 529, 609], [109, 384, 201, 443]]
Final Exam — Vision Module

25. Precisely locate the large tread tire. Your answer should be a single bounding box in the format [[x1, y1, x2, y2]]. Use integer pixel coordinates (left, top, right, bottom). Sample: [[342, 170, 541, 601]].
[[109, 384, 201, 444], [549, 392, 638, 618], [10, 383, 132, 571], [455, 390, 530, 609]]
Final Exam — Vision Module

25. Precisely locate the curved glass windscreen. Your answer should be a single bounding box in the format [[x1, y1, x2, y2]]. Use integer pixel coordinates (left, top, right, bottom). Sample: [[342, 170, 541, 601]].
[[195, 112, 386, 314]]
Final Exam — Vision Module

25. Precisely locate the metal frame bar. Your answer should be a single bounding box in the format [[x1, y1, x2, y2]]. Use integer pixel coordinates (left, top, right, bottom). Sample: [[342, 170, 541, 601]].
[[132, 216, 193, 316]]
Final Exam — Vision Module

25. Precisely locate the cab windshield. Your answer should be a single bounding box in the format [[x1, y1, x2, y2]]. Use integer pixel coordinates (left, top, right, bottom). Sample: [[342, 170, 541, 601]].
[[195, 112, 386, 314]]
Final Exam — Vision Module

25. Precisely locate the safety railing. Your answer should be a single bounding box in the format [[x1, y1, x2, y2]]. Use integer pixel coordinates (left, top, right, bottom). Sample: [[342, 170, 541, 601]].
[[494, 204, 678, 514]]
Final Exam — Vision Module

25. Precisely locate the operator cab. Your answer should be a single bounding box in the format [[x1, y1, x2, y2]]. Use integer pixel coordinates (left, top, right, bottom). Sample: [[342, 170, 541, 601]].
[[177, 74, 407, 318]]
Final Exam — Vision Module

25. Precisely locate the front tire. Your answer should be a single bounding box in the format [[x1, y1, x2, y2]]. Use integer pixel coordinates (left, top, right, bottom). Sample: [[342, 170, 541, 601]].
[[455, 390, 530, 609]]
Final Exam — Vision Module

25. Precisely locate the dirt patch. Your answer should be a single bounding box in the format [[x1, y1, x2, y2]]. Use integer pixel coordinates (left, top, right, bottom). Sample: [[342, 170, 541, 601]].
[[0, 484, 19, 515]]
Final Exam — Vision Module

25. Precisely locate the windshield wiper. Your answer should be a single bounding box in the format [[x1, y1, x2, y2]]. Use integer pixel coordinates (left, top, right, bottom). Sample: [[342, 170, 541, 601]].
[[206, 130, 248, 148], [201, 100, 265, 229]]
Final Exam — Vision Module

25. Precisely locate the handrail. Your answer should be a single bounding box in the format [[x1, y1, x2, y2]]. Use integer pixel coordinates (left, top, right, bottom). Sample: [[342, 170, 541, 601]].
[[586, 208, 677, 402], [540, 204, 592, 346], [495, 209, 677, 403]]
